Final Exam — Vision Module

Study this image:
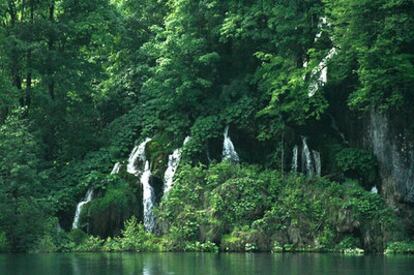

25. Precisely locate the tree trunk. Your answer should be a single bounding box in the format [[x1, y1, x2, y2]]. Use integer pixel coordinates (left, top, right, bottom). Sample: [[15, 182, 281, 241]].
[[25, 0, 35, 108], [47, 0, 55, 100], [8, 1, 25, 106]]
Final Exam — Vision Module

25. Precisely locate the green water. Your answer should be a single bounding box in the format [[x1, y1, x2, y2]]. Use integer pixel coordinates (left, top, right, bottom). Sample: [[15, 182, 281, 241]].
[[1, 253, 413, 275]]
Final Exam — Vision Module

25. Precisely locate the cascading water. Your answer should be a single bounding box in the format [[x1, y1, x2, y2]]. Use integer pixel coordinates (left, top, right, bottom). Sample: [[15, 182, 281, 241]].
[[111, 162, 121, 174], [291, 138, 322, 177], [291, 145, 299, 173], [313, 150, 321, 177], [222, 126, 240, 162], [72, 188, 94, 229], [314, 17, 327, 42], [126, 138, 156, 232], [370, 186, 378, 194], [127, 138, 152, 175], [141, 161, 155, 232], [308, 48, 337, 97], [301, 137, 314, 177], [163, 136, 191, 194], [307, 17, 336, 97]]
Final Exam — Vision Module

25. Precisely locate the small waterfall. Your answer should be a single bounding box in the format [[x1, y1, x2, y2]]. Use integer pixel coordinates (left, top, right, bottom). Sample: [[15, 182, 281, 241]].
[[308, 47, 337, 97], [127, 138, 152, 175], [163, 136, 191, 194], [72, 188, 94, 229], [313, 150, 321, 176], [222, 126, 240, 162], [301, 137, 314, 177], [291, 145, 299, 173], [314, 17, 327, 42], [370, 186, 378, 194], [292, 138, 322, 177], [308, 16, 336, 97], [72, 162, 122, 230], [111, 162, 121, 174], [141, 161, 155, 232]]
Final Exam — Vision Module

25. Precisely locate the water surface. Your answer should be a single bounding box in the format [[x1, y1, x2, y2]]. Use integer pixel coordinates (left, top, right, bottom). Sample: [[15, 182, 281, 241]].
[[1, 253, 413, 275]]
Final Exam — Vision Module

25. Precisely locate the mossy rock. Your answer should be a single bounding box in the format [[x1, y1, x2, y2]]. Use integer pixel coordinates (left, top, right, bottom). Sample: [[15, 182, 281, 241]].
[[81, 184, 142, 238]]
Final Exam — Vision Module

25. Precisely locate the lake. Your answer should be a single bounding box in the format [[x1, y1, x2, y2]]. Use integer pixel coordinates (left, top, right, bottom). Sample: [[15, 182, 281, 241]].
[[1, 253, 413, 275]]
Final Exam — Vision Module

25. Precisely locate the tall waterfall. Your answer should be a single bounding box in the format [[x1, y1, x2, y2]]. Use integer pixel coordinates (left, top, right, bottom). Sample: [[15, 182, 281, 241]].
[[126, 138, 156, 232], [127, 138, 152, 175], [291, 145, 299, 173], [72, 188, 94, 229], [222, 126, 240, 162], [301, 137, 314, 177], [163, 136, 191, 194], [141, 161, 155, 232]]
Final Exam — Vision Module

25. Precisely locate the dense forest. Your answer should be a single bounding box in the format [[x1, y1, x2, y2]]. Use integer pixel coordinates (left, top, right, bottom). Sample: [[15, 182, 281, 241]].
[[0, 0, 414, 254]]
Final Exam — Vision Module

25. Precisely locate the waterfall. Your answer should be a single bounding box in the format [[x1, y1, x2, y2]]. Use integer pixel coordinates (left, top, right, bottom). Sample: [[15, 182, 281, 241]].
[[313, 150, 321, 176], [127, 138, 152, 175], [222, 126, 240, 162], [111, 162, 121, 174], [308, 48, 337, 97], [301, 137, 314, 177], [72, 161, 122, 230], [291, 145, 299, 173], [141, 161, 155, 232], [163, 136, 191, 194], [126, 138, 156, 232], [370, 186, 378, 194], [292, 138, 322, 177], [72, 188, 94, 229], [314, 17, 327, 42]]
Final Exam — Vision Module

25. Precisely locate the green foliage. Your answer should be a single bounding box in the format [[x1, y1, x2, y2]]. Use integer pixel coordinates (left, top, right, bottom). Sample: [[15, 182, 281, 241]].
[[0, 0, 413, 253], [336, 236, 361, 251], [69, 229, 89, 245], [74, 236, 104, 252], [157, 163, 398, 252], [385, 241, 414, 254], [184, 241, 219, 253], [0, 232, 9, 252], [327, 0, 414, 112], [32, 235, 58, 253], [112, 217, 159, 252], [335, 148, 377, 186]]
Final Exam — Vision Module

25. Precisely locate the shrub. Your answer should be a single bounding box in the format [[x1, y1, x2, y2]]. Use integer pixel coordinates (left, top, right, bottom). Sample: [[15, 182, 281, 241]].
[[69, 229, 88, 245], [335, 148, 377, 186], [184, 241, 219, 252], [110, 217, 159, 252], [385, 241, 414, 254], [0, 232, 9, 252], [75, 236, 104, 252], [31, 235, 57, 253]]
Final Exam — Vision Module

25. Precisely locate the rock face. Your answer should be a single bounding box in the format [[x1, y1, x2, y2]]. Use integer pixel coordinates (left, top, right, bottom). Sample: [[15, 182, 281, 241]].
[[366, 108, 414, 206]]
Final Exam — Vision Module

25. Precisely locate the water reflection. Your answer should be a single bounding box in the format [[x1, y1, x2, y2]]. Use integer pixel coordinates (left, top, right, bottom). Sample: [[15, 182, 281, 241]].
[[1, 253, 414, 275]]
